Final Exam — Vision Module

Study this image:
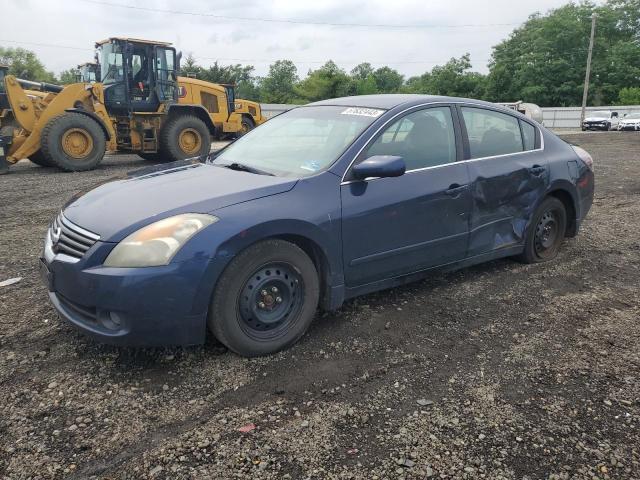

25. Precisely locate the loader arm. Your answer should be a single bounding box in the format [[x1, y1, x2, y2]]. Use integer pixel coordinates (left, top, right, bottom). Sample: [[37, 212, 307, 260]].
[[4, 75, 38, 132], [4, 77, 116, 164]]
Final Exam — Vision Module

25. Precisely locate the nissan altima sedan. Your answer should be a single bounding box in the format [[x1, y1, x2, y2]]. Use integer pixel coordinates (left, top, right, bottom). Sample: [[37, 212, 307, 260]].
[[40, 95, 595, 357]]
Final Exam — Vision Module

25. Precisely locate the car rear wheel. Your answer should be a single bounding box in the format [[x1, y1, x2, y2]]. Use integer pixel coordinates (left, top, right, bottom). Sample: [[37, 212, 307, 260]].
[[518, 197, 567, 263], [208, 239, 319, 357]]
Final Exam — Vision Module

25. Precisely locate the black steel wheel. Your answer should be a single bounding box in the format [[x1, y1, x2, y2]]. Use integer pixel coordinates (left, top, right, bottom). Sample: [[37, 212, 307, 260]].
[[238, 263, 304, 341], [208, 239, 319, 357], [518, 196, 567, 263]]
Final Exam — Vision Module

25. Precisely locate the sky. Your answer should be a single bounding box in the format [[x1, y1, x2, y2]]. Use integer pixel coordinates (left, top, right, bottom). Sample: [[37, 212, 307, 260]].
[[2, 0, 588, 79]]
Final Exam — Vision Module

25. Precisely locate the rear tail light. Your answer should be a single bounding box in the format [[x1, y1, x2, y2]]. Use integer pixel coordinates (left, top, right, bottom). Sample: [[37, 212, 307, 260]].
[[571, 145, 594, 171]]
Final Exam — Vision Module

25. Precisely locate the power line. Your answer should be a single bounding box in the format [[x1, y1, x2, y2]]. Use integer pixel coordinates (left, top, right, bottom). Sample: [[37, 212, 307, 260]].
[[80, 0, 521, 29], [0, 39, 490, 66], [0, 39, 93, 52]]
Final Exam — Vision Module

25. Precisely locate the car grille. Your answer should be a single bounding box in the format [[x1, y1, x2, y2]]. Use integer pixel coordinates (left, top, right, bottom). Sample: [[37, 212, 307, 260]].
[[50, 213, 100, 259]]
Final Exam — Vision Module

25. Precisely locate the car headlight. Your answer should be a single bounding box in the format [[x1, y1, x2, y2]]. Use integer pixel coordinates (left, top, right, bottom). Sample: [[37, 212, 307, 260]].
[[104, 213, 218, 267]]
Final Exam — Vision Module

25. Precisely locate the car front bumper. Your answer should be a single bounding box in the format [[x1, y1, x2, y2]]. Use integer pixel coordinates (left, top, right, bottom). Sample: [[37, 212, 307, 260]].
[[40, 234, 222, 347], [618, 125, 640, 131], [582, 123, 608, 130]]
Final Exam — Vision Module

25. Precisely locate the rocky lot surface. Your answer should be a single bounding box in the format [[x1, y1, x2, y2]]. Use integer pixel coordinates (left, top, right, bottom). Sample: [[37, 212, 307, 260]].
[[0, 133, 639, 479]]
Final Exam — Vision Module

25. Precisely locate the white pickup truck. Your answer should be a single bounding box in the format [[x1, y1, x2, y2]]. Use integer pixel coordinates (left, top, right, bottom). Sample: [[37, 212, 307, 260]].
[[582, 110, 620, 131]]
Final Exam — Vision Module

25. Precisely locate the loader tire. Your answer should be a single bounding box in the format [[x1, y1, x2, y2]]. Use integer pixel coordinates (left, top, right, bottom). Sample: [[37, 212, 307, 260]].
[[41, 113, 106, 172], [138, 152, 164, 163], [29, 150, 54, 167], [238, 116, 255, 137], [160, 115, 211, 162]]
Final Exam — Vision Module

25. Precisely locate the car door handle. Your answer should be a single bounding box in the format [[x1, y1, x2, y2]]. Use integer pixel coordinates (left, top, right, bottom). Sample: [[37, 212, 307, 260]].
[[445, 184, 468, 196], [528, 165, 546, 176]]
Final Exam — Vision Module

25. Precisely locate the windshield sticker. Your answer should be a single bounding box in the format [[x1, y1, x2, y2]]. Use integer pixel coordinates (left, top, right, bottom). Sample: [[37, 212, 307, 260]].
[[341, 107, 384, 118], [300, 161, 321, 172]]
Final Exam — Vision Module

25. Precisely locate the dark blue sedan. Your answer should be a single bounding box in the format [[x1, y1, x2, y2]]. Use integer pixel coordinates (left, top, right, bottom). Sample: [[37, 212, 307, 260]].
[[40, 95, 595, 356]]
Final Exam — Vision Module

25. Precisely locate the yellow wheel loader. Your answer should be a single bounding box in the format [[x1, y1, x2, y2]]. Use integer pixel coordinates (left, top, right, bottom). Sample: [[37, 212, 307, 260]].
[[0, 38, 265, 174], [76, 62, 99, 83], [0, 65, 57, 169]]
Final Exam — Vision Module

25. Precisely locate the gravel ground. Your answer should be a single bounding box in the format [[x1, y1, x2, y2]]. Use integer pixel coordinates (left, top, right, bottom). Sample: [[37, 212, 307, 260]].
[[0, 132, 639, 479]]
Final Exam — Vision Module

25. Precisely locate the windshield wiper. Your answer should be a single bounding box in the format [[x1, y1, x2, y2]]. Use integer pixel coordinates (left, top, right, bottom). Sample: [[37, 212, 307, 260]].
[[218, 162, 274, 176]]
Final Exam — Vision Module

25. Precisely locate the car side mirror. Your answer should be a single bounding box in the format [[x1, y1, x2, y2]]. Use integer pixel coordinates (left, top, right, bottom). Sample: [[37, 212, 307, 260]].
[[352, 155, 406, 180]]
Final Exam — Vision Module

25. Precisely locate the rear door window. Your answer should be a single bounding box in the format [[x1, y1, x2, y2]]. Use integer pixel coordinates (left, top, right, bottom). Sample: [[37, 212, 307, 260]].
[[461, 107, 524, 159], [520, 120, 536, 151]]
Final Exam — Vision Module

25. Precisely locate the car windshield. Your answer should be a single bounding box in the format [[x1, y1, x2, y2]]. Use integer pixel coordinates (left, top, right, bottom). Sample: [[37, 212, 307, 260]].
[[213, 106, 384, 177], [625, 113, 640, 119], [591, 111, 610, 117]]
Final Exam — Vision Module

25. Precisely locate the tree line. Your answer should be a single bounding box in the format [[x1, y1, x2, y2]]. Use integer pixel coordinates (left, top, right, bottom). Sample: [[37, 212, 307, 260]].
[[1, 0, 639, 107]]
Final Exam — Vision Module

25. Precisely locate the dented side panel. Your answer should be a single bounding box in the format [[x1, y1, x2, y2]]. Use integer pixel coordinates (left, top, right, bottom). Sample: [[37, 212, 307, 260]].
[[466, 151, 549, 257]]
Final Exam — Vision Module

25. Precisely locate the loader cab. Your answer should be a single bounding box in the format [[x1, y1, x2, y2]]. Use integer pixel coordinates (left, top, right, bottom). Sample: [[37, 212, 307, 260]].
[[222, 84, 236, 114], [76, 63, 99, 83], [97, 38, 177, 114], [0, 65, 9, 112]]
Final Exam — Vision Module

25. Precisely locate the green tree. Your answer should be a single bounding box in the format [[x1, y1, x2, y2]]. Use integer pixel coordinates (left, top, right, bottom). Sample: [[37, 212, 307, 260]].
[[58, 69, 78, 84], [350, 63, 374, 81], [0, 46, 56, 82], [180, 53, 203, 78], [295, 61, 353, 102], [179, 54, 260, 101], [486, 1, 640, 106], [404, 54, 487, 98], [372, 66, 404, 93], [350, 63, 378, 95], [619, 87, 640, 104], [259, 60, 299, 103]]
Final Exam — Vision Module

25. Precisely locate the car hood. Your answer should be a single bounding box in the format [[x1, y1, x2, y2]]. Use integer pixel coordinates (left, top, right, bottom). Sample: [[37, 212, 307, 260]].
[[584, 116, 609, 122], [620, 118, 640, 124], [63, 159, 297, 241]]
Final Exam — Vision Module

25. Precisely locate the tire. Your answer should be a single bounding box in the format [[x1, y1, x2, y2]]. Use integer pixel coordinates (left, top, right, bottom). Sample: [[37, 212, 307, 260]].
[[159, 115, 211, 162], [41, 112, 106, 172], [517, 197, 567, 264], [238, 116, 255, 137], [29, 150, 53, 167], [208, 239, 320, 357]]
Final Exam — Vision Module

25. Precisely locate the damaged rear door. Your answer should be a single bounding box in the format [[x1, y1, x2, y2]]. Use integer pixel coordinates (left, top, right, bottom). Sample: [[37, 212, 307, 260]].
[[458, 106, 548, 257]]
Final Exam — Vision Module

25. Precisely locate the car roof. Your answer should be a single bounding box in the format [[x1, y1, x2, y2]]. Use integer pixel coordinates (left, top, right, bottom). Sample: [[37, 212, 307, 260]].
[[307, 94, 499, 110]]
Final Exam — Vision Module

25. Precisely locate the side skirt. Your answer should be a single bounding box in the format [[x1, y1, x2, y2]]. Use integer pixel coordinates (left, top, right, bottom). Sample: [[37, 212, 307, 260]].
[[340, 245, 524, 302]]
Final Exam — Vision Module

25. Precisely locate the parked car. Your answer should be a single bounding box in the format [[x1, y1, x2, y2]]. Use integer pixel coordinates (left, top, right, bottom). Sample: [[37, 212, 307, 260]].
[[582, 110, 620, 131], [40, 94, 595, 356], [617, 112, 640, 131]]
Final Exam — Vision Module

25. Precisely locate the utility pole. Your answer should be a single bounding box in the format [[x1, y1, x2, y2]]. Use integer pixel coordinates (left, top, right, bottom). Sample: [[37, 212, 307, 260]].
[[581, 13, 597, 126]]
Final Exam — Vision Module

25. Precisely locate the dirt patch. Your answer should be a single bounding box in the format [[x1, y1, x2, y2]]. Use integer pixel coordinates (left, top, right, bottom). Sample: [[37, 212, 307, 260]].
[[1, 133, 639, 478]]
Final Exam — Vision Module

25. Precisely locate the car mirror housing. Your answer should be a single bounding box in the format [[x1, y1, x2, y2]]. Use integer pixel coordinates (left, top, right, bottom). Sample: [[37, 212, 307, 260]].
[[352, 155, 406, 180]]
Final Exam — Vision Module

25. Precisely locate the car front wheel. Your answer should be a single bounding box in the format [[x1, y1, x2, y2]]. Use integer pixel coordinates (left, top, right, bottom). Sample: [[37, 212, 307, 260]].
[[518, 197, 567, 264], [208, 239, 320, 357]]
